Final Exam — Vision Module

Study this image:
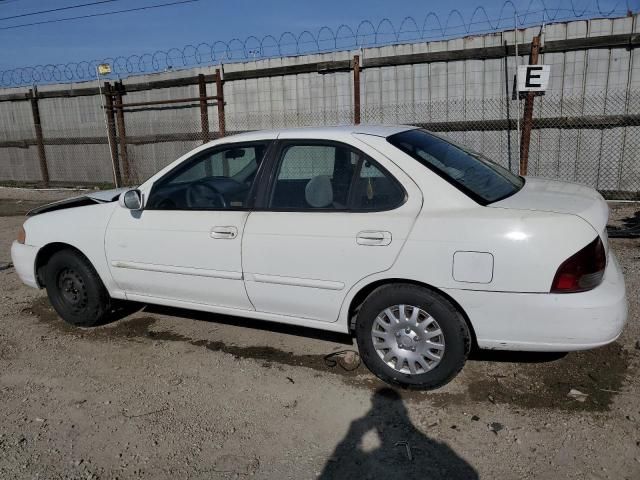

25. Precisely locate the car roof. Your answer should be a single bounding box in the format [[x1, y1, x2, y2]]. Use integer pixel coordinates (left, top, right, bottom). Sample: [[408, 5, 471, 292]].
[[206, 124, 416, 144]]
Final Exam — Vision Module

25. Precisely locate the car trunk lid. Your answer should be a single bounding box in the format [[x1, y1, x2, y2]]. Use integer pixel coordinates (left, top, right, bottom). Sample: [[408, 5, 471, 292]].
[[490, 177, 609, 239]]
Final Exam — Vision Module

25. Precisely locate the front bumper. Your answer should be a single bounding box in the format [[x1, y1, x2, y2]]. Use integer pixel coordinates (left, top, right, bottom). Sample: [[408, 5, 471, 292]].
[[10, 241, 39, 289], [445, 251, 628, 351]]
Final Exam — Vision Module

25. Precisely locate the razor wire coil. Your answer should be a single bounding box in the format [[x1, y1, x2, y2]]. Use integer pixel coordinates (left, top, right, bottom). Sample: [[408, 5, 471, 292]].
[[0, 0, 634, 87]]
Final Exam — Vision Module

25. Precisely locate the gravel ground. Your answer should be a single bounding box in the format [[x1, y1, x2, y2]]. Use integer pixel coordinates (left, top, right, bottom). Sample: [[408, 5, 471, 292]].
[[0, 189, 639, 480]]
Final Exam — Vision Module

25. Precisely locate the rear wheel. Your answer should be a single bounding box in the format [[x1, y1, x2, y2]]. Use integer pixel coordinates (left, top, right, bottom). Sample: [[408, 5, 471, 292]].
[[44, 249, 112, 327], [355, 284, 471, 390]]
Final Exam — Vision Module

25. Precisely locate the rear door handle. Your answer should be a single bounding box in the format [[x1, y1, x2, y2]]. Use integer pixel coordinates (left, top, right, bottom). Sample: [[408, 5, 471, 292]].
[[210, 226, 238, 239], [356, 230, 392, 246]]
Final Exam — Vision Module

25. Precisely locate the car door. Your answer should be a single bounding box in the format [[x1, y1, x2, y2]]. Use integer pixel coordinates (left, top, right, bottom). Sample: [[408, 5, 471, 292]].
[[242, 138, 423, 322], [105, 141, 271, 310]]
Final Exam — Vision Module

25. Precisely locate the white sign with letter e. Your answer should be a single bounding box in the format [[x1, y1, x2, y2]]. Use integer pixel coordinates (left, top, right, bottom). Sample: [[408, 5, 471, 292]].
[[517, 65, 550, 92]]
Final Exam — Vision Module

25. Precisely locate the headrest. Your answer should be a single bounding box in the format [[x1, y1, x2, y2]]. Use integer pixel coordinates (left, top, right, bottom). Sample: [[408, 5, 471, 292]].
[[305, 175, 333, 208]]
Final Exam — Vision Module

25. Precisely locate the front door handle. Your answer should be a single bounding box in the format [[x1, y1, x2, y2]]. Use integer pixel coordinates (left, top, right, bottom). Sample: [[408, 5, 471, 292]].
[[356, 230, 392, 246], [210, 226, 238, 239]]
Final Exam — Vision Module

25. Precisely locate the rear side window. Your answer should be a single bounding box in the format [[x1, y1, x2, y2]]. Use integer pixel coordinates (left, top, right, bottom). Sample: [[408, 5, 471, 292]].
[[388, 129, 523, 204], [351, 159, 405, 210], [269, 142, 405, 211]]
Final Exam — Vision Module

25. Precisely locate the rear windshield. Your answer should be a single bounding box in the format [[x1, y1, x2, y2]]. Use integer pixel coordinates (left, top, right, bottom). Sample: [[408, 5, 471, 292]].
[[388, 129, 524, 204]]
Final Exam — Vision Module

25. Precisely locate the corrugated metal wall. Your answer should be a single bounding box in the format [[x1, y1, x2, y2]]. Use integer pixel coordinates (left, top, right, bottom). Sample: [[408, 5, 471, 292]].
[[0, 15, 638, 196]]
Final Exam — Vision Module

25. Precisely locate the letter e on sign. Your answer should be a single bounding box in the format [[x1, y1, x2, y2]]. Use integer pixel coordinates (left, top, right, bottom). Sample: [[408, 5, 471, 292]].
[[517, 65, 550, 92]]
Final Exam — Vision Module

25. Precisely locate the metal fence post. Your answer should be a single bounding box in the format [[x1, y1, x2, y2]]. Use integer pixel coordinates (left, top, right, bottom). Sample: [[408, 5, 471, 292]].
[[198, 74, 211, 143], [519, 35, 541, 176], [104, 82, 122, 187], [353, 55, 361, 125], [113, 82, 131, 185], [503, 41, 513, 172], [215, 68, 226, 137], [28, 88, 50, 186]]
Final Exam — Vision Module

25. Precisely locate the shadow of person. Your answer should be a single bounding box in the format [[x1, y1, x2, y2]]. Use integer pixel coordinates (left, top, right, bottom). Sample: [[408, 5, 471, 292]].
[[319, 388, 478, 480]]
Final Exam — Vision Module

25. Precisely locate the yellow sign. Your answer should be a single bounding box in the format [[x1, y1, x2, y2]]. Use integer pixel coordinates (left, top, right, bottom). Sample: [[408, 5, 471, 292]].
[[97, 63, 112, 75]]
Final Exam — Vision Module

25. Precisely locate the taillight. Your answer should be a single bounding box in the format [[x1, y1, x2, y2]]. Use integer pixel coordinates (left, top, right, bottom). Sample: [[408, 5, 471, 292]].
[[551, 236, 606, 293]]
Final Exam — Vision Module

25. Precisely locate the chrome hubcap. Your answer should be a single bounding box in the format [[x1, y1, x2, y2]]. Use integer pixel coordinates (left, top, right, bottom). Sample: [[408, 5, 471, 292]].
[[370, 304, 445, 375]]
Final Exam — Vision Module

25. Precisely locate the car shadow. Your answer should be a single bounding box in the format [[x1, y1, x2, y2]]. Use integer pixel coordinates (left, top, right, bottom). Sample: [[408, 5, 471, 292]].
[[318, 387, 478, 479], [130, 303, 355, 346], [99, 300, 146, 326], [468, 349, 567, 363], [104, 302, 567, 362]]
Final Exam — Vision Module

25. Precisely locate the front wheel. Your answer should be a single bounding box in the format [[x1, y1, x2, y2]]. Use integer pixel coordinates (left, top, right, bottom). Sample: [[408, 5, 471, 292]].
[[355, 284, 471, 390], [44, 249, 112, 327]]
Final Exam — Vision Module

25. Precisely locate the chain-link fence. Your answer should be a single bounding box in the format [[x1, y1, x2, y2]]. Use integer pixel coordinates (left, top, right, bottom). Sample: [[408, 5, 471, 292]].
[[1, 74, 639, 200]]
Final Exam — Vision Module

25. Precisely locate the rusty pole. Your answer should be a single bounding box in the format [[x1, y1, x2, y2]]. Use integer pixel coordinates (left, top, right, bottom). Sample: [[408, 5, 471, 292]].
[[113, 82, 131, 185], [503, 41, 513, 172], [519, 35, 541, 176], [28, 87, 50, 186], [198, 74, 213, 176], [104, 82, 122, 187], [353, 55, 361, 125], [198, 74, 210, 144], [105, 96, 218, 108], [215, 68, 226, 137]]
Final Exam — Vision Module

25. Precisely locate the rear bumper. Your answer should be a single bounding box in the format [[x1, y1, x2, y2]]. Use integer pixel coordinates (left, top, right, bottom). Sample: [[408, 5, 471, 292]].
[[445, 251, 628, 351], [10, 241, 39, 289]]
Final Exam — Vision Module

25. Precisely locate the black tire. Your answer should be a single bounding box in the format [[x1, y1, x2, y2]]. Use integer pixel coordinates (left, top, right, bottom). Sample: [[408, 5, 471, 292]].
[[44, 249, 112, 327], [355, 284, 471, 390]]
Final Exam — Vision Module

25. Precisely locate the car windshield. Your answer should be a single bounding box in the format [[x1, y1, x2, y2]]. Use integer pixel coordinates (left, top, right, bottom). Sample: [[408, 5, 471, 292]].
[[388, 129, 524, 204]]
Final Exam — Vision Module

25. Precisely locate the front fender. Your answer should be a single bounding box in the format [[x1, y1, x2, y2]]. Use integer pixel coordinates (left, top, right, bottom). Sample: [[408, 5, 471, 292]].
[[23, 202, 123, 297]]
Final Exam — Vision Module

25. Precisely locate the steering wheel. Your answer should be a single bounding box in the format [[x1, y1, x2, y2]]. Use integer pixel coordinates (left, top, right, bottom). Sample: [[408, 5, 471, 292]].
[[186, 179, 227, 209]]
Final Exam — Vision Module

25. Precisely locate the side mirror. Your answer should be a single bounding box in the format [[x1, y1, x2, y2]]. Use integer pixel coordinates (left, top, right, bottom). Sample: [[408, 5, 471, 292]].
[[119, 189, 143, 210]]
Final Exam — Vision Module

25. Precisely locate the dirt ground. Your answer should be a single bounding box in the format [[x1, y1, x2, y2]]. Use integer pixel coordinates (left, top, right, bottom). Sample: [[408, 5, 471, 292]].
[[0, 187, 639, 480]]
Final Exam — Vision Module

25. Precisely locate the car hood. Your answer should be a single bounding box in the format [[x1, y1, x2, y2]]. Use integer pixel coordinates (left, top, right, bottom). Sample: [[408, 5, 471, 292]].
[[27, 187, 130, 216], [490, 177, 609, 234]]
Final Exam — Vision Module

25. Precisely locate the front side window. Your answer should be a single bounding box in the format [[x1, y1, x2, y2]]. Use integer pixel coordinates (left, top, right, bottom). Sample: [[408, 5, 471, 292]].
[[147, 143, 269, 210], [388, 129, 523, 204], [269, 142, 405, 211]]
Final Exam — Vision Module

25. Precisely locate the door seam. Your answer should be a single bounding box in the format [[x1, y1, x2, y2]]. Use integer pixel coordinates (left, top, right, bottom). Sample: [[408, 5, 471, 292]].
[[240, 211, 257, 310]]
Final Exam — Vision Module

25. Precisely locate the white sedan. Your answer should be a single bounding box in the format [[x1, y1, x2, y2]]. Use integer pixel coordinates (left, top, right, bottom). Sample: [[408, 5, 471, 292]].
[[11, 125, 627, 389]]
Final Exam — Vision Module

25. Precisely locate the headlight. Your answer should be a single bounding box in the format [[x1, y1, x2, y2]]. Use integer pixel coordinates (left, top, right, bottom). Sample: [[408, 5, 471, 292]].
[[17, 225, 26, 244]]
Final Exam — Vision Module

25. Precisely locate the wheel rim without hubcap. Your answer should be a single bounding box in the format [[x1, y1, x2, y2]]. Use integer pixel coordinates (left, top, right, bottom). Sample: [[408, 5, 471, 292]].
[[57, 268, 88, 314], [370, 304, 445, 375]]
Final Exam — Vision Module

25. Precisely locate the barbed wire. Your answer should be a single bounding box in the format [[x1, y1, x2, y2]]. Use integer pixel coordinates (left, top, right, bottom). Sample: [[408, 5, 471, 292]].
[[0, 0, 633, 88]]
